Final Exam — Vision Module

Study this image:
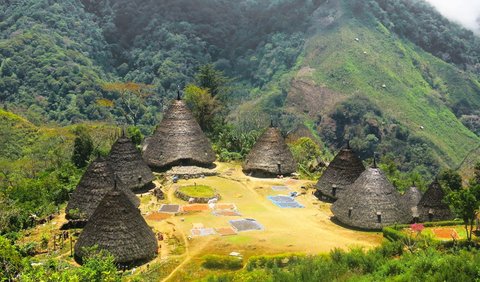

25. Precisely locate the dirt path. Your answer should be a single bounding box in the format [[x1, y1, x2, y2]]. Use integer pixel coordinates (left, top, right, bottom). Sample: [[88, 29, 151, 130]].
[[161, 225, 214, 282]]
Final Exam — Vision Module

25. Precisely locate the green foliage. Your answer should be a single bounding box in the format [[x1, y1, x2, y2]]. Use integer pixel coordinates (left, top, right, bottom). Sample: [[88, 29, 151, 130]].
[[184, 84, 220, 133], [20, 247, 120, 282], [202, 254, 243, 270], [439, 169, 463, 191], [0, 235, 23, 280], [245, 253, 305, 270], [76, 247, 120, 282], [288, 137, 323, 178], [360, 0, 480, 74], [213, 125, 260, 161], [307, 14, 480, 176], [325, 95, 438, 176], [378, 154, 428, 193], [474, 162, 480, 184], [206, 240, 480, 282], [446, 183, 480, 242], [0, 111, 82, 234], [100, 82, 153, 126], [195, 64, 231, 99], [127, 126, 143, 146], [289, 138, 321, 166], [72, 126, 94, 168], [383, 220, 465, 243], [177, 185, 216, 198]]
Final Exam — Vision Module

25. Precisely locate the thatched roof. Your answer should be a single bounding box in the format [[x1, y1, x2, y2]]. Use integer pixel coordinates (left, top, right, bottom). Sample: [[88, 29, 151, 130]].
[[65, 156, 139, 221], [108, 134, 154, 191], [74, 184, 157, 266], [417, 179, 453, 222], [242, 125, 297, 176], [331, 166, 410, 230], [143, 99, 215, 170], [315, 145, 365, 202]]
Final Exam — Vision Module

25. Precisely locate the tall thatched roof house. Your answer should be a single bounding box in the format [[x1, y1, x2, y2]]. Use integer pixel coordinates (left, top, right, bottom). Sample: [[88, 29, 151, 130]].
[[108, 133, 154, 191], [242, 123, 297, 176], [402, 183, 422, 218], [314, 143, 365, 202], [417, 179, 453, 222], [331, 162, 410, 230], [143, 96, 215, 170], [74, 184, 158, 266], [65, 156, 139, 221]]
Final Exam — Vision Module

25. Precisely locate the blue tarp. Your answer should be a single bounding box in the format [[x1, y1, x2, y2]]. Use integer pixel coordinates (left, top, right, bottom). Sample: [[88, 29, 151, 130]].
[[268, 195, 304, 208]]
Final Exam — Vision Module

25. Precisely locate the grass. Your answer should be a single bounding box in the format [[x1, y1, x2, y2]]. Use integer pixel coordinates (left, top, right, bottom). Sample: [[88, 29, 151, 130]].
[[300, 6, 480, 168], [178, 185, 216, 198]]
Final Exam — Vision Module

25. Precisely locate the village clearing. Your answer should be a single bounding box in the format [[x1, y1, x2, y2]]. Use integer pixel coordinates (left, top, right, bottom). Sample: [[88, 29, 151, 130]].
[[20, 162, 384, 281]]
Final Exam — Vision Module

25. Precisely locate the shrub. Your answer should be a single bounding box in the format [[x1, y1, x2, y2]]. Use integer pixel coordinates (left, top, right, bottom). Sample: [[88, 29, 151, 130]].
[[202, 255, 243, 270]]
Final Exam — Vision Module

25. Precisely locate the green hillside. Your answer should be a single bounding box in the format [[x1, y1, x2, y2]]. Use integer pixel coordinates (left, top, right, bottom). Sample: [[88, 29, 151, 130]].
[[278, 0, 480, 174], [0, 0, 479, 178], [0, 109, 120, 234]]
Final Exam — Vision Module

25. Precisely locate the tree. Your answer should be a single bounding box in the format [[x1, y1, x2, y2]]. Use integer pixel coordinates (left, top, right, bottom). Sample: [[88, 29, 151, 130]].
[[195, 64, 230, 98], [72, 126, 93, 168], [127, 126, 143, 146], [184, 84, 220, 133], [439, 169, 462, 191], [446, 183, 480, 242], [289, 137, 322, 167], [101, 82, 152, 126]]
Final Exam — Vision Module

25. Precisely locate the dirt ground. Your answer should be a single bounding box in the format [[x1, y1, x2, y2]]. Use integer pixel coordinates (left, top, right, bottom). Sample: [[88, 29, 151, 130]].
[[140, 162, 383, 281], [19, 162, 384, 281]]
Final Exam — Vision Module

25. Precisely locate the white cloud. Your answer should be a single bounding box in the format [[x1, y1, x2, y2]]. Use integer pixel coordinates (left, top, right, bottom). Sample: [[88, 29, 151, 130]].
[[425, 0, 480, 32]]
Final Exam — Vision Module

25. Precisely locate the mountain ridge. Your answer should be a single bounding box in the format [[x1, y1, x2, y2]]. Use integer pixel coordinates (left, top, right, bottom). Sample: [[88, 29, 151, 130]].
[[0, 0, 479, 177]]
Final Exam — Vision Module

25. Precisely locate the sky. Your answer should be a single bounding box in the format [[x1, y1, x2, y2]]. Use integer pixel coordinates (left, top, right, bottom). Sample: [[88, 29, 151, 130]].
[[425, 0, 480, 33]]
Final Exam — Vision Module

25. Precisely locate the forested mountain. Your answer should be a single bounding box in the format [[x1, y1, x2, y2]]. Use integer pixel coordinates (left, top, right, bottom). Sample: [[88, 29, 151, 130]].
[[1, 0, 480, 178]]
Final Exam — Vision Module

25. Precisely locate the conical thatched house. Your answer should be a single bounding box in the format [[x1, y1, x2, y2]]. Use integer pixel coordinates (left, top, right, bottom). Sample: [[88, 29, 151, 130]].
[[402, 183, 422, 219], [243, 123, 297, 176], [74, 184, 158, 266], [108, 133, 154, 191], [143, 96, 215, 170], [65, 156, 140, 221], [314, 143, 365, 202], [331, 162, 410, 230], [417, 179, 453, 222]]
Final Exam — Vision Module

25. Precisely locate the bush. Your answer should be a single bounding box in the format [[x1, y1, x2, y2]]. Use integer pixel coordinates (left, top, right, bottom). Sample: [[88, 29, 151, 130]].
[[0, 235, 23, 280], [202, 255, 243, 270], [382, 220, 464, 243], [246, 253, 304, 270]]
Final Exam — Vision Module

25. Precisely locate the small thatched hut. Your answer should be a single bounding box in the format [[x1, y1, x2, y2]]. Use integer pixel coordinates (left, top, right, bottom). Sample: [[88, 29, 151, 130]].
[[108, 133, 154, 191], [402, 183, 422, 219], [143, 96, 215, 170], [314, 143, 365, 202], [74, 184, 157, 266], [417, 179, 453, 222], [242, 123, 297, 177], [331, 162, 410, 230], [65, 156, 139, 221]]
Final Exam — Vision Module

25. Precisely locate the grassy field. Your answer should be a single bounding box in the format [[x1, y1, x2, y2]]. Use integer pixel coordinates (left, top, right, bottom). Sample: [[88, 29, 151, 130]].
[[177, 185, 216, 198]]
